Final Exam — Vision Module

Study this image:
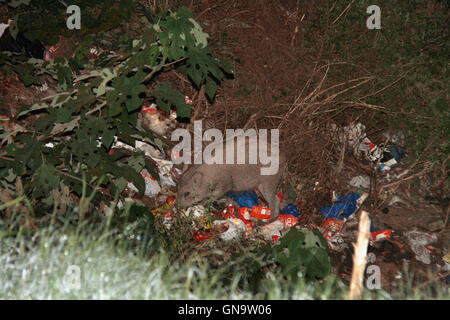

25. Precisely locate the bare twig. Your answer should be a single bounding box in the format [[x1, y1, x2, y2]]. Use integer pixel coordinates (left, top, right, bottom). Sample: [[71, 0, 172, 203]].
[[57, 0, 68, 8], [197, 5, 220, 19], [331, 0, 356, 25], [243, 110, 263, 131], [378, 162, 432, 195], [359, 68, 414, 100]]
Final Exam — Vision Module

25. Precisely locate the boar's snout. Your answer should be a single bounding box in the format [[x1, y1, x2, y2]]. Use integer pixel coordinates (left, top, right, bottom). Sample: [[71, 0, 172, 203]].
[[176, 188, 202, 208], [176, 170, 205, 208]]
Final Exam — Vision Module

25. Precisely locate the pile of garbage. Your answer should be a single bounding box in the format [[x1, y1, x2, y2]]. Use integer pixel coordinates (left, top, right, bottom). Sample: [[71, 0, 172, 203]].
[[332, 122, 406, 172], [150, 188, 301, 243], [112, 109, 447, 281], [327, 122, 448, 277]]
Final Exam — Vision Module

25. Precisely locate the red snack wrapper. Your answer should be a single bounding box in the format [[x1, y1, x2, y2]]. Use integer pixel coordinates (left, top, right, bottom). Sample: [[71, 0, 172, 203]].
[[193, 230, 213, 242], [371, 229, 392, 242], [226, 204, 236, 215], [277, 214, 298, 228], [194, 223, 229, 242], [322, 218, 344, 232], [238, 207, 251, 221], [223, 204, 237, 219], [141, 104, 157, 113], [213, 204, 237, 218], [250, 206, 272, 221]]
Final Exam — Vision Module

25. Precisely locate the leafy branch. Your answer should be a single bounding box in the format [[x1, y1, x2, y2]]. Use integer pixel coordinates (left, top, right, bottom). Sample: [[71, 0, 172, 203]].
[[0, 5, 233, 219]]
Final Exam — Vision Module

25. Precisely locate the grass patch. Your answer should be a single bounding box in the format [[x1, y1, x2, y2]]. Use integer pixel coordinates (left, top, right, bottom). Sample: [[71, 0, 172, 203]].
[[1, 211, 448, 299]]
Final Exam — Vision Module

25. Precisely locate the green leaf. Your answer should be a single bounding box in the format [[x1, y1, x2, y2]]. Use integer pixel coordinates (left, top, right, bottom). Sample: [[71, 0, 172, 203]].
[[153, 82, 190, 118], [145, 159, 160, 181], [127, 154, 145, 172], [186, 66, 202, 87], [55, 64, 73, 89], [15, 136, 43, 171], [273, 228, 331, 280], [128, 202, 149, 220], [96, 68, 117, 97], [113, 177, 128, 195], [107, 90, 123, 116], [33, 163, 60, 196], [15, 63, 40, 86], [218, 59, 233, 75], [8, 0, 31, 9], [4, 168, 17, 183], [110, 75, 146, 113], [204, 76, 217, 100], [301, 247, 331, 279], [56, 108, 72, 123], [122, 165, 145, 195], [17, 103, 50, 118], [101, 126, 116, 150], [188, 18, 209, 48]]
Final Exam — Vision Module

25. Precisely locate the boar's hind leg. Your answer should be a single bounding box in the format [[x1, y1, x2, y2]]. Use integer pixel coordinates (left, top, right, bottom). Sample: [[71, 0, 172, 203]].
[[258, 182, 280, 222]]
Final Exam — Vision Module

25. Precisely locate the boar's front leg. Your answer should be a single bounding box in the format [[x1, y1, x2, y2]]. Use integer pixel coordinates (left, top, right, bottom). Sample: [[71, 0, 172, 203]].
[[258, 182, 280, 222]]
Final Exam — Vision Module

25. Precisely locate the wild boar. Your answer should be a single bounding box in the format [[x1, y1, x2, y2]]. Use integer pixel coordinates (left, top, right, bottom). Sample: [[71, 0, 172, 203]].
[[176, 131, 286, 221]]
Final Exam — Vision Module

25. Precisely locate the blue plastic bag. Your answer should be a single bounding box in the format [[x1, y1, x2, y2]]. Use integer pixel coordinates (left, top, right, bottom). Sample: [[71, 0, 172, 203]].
[[226, 190, 259, 208], [319, 193, 361, 220], [390, 146, 406, 161], [378, 145, 406, 171], [226, 191, 301, 219], [281, 204, 300, 218]]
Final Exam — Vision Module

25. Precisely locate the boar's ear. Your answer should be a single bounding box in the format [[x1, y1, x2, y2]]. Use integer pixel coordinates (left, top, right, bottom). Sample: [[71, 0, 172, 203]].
[[192, 172, 203, 187]]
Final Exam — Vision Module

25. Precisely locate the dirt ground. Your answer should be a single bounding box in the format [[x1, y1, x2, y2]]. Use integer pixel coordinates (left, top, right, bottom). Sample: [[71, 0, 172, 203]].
[[1, 0, 448, 293]]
